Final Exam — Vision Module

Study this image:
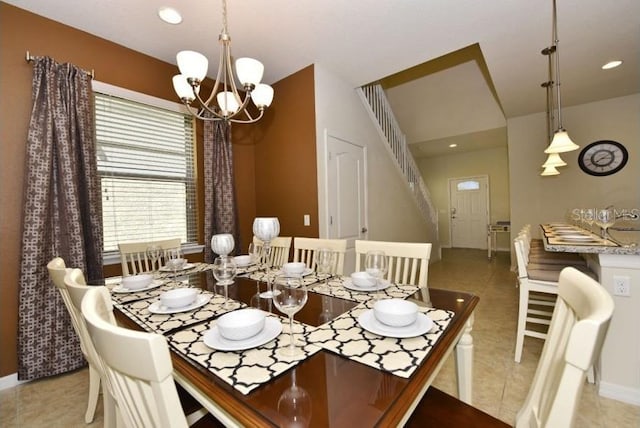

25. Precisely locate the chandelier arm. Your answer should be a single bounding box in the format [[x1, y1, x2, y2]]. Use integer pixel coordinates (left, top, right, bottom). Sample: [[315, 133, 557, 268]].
[[229, 108, 265, 124], [552, 0, 564, 130]]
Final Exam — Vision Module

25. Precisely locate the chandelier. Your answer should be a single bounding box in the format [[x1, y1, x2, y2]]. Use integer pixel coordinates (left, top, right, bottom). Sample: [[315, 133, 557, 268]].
[[543, 0, 578, 154], [171, 0, 274, 123], [540, 50, 565, 176]]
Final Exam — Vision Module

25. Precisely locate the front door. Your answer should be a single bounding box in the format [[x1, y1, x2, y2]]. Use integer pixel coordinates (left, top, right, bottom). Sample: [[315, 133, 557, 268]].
[[326, 135, 367, 274], [449, 176, 489, 249]]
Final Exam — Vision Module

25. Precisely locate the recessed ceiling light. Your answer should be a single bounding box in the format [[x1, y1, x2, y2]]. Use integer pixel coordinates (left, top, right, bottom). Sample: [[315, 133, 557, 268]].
[[158, 7, 182, 25], [602, 60, 623, 70], [449, 144, 458, 148]]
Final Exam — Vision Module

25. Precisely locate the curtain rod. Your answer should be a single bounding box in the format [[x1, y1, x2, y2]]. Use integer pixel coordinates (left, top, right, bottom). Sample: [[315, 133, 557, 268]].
[[25, 51, 95, 79]]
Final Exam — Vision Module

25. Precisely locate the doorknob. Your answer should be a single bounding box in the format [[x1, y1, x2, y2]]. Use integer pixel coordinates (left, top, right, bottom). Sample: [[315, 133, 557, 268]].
[[361, 227, 368, 233]]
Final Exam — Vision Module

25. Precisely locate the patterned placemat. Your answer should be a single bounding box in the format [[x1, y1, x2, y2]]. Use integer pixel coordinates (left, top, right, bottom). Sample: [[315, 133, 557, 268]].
[[156, 262, 212, 279], [247, 270, 331, 286], [308, 277, 419, 304], [108, 279, 177, 305], [168, 314, 321, 395], [115, 289, 245, 335], [236, 263, 268, 276], [306, 303, 454, 378]]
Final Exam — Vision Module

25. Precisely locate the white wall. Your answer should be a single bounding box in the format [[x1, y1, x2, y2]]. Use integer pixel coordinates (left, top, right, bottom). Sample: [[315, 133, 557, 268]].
[[313, 64, 439, 273]]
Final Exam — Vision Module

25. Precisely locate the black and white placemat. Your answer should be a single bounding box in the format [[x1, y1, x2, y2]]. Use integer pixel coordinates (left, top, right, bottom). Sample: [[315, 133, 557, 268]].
[[306, 303, 454, 378], [308, 277, 419, 304], [247, 270, 331, 287], [167, 314, 321, 395]]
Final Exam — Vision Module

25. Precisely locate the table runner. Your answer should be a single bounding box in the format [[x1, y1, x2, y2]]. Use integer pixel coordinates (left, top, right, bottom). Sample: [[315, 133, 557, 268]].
[[247, 270, 332, 286], [308, 277, 419, 304], [168, 315, 321, 394], [306, 303, 454, 378]]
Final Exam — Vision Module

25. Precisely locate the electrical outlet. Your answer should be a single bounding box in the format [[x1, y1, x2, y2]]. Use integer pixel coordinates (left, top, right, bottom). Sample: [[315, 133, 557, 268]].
[[613, 275, 631, 297]]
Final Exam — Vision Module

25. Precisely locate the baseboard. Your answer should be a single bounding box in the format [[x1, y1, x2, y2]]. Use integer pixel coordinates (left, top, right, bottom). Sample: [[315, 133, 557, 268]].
[[599, 381, 640, 406], [0, 373, 28, 390]]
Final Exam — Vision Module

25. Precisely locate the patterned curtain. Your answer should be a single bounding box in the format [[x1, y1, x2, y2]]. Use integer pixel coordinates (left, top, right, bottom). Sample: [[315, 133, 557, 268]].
[[203, 120, 240, 263], [18, 57, 103, 380]]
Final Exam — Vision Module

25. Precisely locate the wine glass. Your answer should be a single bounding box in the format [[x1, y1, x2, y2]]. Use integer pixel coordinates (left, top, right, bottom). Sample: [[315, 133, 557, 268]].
[[365, 250, 388, 287], [145, 244, 161, 273], [582, 208, 595, 233], [211, 233, 234, 256], [272, 274, 308, 357], [166, 247, 184, 276], [212, 255, 237, 309], [248, 242, 261, 265], [277, 369, 312, 427], [253, 217, 280, 298], [314, 248, 334, 286], [596, 207, 616, 239]]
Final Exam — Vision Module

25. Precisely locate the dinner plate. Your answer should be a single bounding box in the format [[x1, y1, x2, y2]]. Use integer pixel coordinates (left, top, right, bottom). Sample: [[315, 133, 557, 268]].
[[159, 263, 196, 272], [148, 294, 211, 314], [358, 310, 433, 338], [342, 278, 391, 292], [556, 234, 595, 240], [112, 279, 163, 294], [277, 268, 314, 277], [203, 317, 282, 351]]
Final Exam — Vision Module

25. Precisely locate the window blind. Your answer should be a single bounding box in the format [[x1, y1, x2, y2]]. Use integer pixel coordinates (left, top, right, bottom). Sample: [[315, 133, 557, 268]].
[[94, 92, 197, 252]]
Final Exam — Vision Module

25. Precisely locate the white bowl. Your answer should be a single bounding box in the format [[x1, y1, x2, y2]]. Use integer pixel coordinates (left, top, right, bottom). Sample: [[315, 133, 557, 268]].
[[160, 288, 199, 309], [165, 258, 187, 271], [121, 274, 153, 290], [373, 299, 418, 327], [282, 262, 306, 275], [350, 271, 377, 288], [233, 255, 252, 267], [217, 308, 266, 341]]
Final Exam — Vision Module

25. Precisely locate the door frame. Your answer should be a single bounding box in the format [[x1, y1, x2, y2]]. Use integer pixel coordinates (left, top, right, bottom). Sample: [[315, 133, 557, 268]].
[[447, 175, 490, 249]]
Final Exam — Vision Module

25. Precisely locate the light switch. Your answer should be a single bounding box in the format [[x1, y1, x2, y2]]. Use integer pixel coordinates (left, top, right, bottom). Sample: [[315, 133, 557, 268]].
[[303, 214, 310, 226]]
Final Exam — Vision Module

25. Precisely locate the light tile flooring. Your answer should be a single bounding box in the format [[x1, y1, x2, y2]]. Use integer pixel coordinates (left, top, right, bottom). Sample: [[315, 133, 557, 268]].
[[1, 248, 638, 427]]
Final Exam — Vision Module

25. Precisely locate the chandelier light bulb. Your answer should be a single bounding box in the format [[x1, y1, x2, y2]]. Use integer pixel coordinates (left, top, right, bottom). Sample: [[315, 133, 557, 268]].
[[176, 51, 208, 82], [251, 84, 274, 109], [235, 58, 264, 88], [544, 129, 579, 154]]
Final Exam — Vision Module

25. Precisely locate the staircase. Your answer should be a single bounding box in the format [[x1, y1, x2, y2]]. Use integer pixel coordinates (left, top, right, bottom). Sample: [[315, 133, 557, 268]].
[[358, 83, 438, 228]]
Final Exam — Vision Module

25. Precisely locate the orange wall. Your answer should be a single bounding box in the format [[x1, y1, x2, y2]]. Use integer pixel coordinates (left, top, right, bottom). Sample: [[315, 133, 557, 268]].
[[0, 3, 270, 376]]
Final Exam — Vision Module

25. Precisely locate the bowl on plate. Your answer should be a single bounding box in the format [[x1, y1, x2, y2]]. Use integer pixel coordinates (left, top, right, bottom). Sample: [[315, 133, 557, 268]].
[[233, 255, 252, 267], [217, 308, 266, 341], [282, 262, 306, 275], [373, 298, 418, 327], [160, 288, 199, 309], [121, 274, 154, 290], [350, 271, 377, 288], [165, 258, 187, 271]]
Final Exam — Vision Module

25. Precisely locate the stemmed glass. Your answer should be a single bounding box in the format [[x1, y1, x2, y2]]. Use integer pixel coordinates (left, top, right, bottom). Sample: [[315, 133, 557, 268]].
[[145, 245, 161, 274], [272, 274, 308, 357], [212, 255, 237, 309], [211, 233, 234, 257], [315, 248, 334, 286], [277, 369, 312, 427], [166, 247, 184, 276], [365, 250, 388, 287], [248, 242, 261, 265], [253, 217, 280, 298], [596, 207, 616, 239], [581, 208, 595, 233]]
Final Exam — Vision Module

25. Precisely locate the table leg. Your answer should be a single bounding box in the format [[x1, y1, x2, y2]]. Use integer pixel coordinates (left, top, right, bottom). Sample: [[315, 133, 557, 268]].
[[455, 313, 474, 404]]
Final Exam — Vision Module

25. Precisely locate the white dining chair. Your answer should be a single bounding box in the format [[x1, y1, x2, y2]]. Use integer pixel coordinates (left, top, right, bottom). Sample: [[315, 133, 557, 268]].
[[292, 237, 347, 275], [407, 267, 614, 428], [80, 286, 223, 428], [354, 240, 432, 287], [252, 236, 292, 268], [118, 237, 182, 276]]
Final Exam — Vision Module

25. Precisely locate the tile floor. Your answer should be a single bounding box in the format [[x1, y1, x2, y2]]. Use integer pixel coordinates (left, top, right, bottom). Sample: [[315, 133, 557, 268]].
[[1, 248, 638, 427]]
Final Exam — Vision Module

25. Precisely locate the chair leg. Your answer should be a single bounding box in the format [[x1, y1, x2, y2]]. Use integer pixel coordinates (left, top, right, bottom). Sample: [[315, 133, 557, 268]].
[[84, 364, 101, 423], [514, 284, 528, 363], [102, 383, 117, 428]]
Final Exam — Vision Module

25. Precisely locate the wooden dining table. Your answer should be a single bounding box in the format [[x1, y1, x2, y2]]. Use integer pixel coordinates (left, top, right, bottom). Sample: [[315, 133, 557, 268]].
[[112, 266, 479, 427]]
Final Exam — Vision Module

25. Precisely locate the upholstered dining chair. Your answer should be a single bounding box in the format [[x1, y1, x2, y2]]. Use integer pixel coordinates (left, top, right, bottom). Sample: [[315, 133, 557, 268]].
[[354, 240, 432, 287], [118, 237, 181, 276], [80, 286, 224, 428], [292, 237, 347, 275], [407, 267, 614, 428], [252, 236, 292, 268], [47, 258, 104, 425]]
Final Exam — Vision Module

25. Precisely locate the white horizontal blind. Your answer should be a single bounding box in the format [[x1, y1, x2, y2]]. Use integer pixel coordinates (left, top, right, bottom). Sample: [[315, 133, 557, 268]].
[[94, 91, 197, 252]]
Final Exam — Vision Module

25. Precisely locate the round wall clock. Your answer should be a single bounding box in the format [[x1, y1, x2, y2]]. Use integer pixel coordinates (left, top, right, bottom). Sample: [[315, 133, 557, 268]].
[[577, 140, 628, 176]]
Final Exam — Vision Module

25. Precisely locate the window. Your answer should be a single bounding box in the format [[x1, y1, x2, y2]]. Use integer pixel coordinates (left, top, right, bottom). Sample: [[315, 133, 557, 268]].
[[93, 82, 197, 253], [456, 180, 480, 191]]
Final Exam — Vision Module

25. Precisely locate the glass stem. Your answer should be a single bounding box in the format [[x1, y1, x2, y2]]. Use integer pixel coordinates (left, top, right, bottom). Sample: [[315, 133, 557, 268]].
[[289, 314, 295, 352], [224, 284, 229, 308]]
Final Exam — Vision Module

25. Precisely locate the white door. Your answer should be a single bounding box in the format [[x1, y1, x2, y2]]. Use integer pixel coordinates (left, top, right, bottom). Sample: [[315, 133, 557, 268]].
[[326, 135, 366, 274], [449, 176, 489, 249]]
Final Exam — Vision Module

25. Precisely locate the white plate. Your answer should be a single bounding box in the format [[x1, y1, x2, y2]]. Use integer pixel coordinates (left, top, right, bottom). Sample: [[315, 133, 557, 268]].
[[358, 310, 434, 338], [277, 268, 314, 277], [148, 294, 211, 314], [112, 279, 163, 294], [159, 263, 196, 272], [342, 278, 391, 292], [557, 234, 595, 240], [203, 317, 282, 351]]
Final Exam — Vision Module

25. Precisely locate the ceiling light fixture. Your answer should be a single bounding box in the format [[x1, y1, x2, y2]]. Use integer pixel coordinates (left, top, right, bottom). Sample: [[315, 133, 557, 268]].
[[540, 54, 566, 175], [541, 165, 560, 176], [172, 0, 274, 123], [158, 7, 182, 25], [544, 0, 579, 154], [602, 60, 623, 70], [449, 144, 457, 148]]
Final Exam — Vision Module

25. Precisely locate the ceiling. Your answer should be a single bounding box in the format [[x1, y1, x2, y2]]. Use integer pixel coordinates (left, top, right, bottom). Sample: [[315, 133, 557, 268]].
[[7, 0, 639, 158]]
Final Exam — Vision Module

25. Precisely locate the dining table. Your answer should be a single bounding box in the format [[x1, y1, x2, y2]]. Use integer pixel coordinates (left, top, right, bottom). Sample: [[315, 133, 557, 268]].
[[110, 262, 479, 427]]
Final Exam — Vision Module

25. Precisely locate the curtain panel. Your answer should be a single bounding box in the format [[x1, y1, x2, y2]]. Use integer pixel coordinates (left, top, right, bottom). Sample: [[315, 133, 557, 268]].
[[203, 120, 240, 263], [18, 57, 103, 380]]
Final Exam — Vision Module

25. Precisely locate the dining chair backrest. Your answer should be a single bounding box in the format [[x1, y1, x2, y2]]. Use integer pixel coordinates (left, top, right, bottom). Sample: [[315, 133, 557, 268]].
[[118, 238, 182, 276], [293, 237, 347, 275], [252, 236, 292, 268], [354, 240, 432, 287], [81, 286, 189, 428], [515, 267, 614, 427]]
